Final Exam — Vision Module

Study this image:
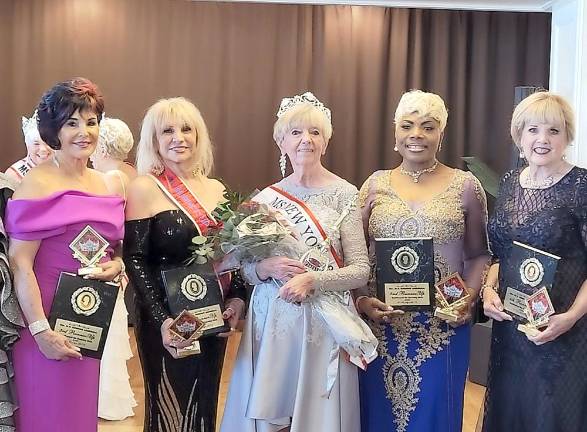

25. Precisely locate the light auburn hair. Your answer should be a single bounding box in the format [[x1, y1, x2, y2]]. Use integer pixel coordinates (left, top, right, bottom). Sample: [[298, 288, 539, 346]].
[[273, 103, 333, 145], [394, 90, 448, 131], [137, 97, 213, 176], [510, 91, 575, 146]]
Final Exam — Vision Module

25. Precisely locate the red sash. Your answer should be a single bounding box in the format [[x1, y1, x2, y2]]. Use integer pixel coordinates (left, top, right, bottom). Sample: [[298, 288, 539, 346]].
[[150, 169, 230, 293]]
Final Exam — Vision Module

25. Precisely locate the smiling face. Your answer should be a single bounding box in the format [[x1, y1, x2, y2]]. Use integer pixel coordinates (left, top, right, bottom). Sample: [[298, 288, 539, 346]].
[[57, 109, 99, 160], [519, 122, 567, 167], [279, 122, 328, 171], [25, 130, 53, 164], [155, 116, 198, 167], [395, 114, 443, 166]]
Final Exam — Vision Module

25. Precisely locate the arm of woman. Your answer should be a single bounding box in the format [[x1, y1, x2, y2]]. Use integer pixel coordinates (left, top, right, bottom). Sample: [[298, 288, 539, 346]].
[[280, 187, 370, 302], [123, 177, 171, 328], [529, 180, 587, 344], [9, 239, 81, 360]]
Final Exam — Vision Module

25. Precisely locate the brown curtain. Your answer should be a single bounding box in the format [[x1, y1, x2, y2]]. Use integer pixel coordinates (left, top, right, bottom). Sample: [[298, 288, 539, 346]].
[[0, 0, 551, 192]]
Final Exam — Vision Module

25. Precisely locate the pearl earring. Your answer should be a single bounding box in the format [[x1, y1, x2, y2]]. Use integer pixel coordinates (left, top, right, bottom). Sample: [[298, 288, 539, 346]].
[[394, 146, 398, 152]]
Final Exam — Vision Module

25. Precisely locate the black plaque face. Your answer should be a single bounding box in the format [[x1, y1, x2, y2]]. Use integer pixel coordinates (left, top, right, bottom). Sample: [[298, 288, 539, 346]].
[[375, 237, 435, 312], [161, 261, 230, 337], [48, 272, 119, 359], [502, 241, 560, 322]]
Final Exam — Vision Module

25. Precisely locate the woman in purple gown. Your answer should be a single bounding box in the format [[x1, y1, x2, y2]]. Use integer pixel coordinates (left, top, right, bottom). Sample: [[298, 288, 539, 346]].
[[5, 78, 127, 432]]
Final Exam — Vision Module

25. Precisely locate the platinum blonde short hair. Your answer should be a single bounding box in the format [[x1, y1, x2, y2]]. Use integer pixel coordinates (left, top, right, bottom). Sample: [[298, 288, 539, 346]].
[[394, 90, 448, 131], [98, 117, 134, 160], [137, 97, 213, 176], [510, 91, 575, 146], [273, 103, 333, 144]]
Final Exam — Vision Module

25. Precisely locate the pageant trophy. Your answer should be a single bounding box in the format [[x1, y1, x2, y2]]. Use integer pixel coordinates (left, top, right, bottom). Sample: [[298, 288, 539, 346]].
[[48, 225, 118, 359], [375, 237, 435, 311], [69, 225, 109, 276], [501, 241, 560, 335], [169, 310, 206, 358], [434, 272, 471, 322], [517, 287, 555, 337]]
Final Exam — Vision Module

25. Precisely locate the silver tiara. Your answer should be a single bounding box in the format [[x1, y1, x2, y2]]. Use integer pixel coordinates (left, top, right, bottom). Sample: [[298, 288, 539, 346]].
[[276, 91, 331, 121], [21, 110, 39, 139]]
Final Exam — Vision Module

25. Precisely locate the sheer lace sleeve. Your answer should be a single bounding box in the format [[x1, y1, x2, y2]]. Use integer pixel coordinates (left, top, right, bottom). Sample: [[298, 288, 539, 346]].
[[123, 218, 171, 327], [314, 185, 370, 293], [572, 170, 587, 252], [462, 173, 491, 290]]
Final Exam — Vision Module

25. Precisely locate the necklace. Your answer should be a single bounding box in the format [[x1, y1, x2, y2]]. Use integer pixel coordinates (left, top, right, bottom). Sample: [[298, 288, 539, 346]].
[[522, 163, 567, 189], [400, 161, 438, 183]]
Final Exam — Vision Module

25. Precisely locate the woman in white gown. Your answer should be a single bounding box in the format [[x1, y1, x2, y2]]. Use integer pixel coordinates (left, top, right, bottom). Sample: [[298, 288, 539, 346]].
[[92, 117, 137, 421], [221, 92, 370, 432]]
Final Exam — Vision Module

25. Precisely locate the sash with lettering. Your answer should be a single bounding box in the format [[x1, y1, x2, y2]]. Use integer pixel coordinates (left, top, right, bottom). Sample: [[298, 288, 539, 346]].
[[149, 169, 230, 336], [7, 157, 35, 181], [252, 185, 343, 270], [253, 185, 378, 395]]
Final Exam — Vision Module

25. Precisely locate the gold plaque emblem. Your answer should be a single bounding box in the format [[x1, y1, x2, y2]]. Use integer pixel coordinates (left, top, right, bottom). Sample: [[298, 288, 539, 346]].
[[71, 286, 101, 316], [181, 274, 208, 302], [391, 246, 419, 274], [519, 257, 544, 287]]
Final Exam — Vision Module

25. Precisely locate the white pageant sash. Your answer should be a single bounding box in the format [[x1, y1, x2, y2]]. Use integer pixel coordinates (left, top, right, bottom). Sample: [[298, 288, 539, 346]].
[[253, 185, 343, 268]]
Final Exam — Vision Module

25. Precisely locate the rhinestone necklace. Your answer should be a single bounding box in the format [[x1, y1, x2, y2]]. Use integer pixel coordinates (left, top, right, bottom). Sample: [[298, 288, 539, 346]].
[[399, 161, 438, 183]]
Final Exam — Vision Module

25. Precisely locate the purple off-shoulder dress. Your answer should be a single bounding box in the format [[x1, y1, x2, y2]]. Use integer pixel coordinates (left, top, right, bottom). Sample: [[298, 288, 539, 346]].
[[5, 190, 124, 432]]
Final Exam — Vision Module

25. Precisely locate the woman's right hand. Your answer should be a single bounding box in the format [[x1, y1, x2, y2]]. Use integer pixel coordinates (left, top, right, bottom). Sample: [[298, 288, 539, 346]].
[[160, 318, 199, 359], [255, 256, 307, 282], [482, 287, 513, 321], [34, 330, 82, 361], [357, 296, 404, 324]]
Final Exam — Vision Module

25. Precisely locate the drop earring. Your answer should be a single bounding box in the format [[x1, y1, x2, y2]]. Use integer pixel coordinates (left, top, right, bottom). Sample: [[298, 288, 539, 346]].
[[279, 153, 287, 178]]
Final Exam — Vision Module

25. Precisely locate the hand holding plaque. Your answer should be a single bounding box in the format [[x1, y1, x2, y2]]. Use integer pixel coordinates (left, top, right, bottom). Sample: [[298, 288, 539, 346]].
[[48, 225, 118, 359], [434, 273, 471, 322]]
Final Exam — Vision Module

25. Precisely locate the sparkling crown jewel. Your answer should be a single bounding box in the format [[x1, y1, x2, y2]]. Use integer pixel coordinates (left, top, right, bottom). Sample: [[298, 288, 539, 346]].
[[21, 110, 40, 141], [276, 91, 332, 121]]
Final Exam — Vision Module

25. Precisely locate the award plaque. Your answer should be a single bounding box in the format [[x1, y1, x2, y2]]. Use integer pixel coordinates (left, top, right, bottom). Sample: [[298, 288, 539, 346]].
[[162, 261, 230, 337], [69, 225, 109, 276], [375, 237, 435, 311], [517, 287, 555, 337], [48, 272, 119, 359], [434, 272, 470, 322], [501, 241, 560, 322]]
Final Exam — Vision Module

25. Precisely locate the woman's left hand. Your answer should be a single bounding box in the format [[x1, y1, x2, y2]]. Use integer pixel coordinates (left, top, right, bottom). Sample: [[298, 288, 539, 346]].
[[527, 312, 577, 345], [87, 259, 124, 282], [448, 300, 474, 328], [279, 272, 316, 303], [218, 298, 246, 337]]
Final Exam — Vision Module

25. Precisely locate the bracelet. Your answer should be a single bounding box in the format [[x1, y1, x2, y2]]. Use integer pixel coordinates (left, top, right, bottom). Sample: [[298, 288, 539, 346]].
[[28, 318, 50, 336], [479, 284, 497, 300]]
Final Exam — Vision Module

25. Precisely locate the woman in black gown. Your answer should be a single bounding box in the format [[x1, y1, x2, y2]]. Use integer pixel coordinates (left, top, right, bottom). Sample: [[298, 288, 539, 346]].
[[124, 97, 246, 432], [482, 91, 587, 432]]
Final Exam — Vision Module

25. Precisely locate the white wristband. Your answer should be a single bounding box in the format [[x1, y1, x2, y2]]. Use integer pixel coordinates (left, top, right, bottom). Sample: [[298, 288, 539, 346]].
[[28, 319, 50, 336]]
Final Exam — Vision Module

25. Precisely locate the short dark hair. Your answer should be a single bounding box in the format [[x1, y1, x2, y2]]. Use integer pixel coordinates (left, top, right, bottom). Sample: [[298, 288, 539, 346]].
[[37, 77, 105, 150]]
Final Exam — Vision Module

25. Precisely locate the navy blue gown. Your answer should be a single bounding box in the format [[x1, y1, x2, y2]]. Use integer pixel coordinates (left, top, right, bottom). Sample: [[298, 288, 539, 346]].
[[484, 167, 587, 432]]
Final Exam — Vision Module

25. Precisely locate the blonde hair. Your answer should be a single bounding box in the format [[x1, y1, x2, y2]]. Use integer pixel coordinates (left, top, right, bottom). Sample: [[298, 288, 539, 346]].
[[137, 97, 213, 175], [511, 91, 575, 146], [98, 117, 134, 160], [394, 90, 448, 131], [273, 103, 333, 144]]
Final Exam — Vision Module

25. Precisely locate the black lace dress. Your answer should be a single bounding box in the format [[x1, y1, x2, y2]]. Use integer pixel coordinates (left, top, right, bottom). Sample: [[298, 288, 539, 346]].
[[124, 210, 247, 432], [483, 167, 587, 432]]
